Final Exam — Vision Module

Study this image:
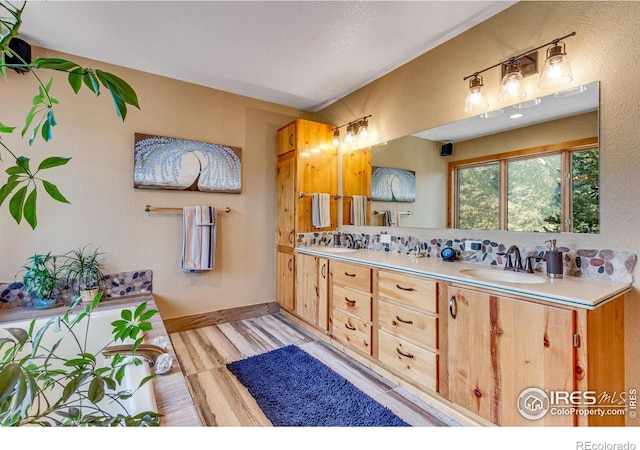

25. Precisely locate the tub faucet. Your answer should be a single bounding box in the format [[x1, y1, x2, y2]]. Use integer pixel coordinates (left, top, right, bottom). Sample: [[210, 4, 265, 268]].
[[102, 344, 168, 369]]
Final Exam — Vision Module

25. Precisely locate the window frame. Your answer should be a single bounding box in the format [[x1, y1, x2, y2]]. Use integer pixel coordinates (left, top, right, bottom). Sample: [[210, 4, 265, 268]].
[[448, 137, 598, 232]]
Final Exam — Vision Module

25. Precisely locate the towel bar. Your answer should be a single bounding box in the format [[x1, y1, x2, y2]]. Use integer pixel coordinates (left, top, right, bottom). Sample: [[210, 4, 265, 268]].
[[298, 192, 340, 199], [373, 210, 412, 215], [145, 205, 231, 213]]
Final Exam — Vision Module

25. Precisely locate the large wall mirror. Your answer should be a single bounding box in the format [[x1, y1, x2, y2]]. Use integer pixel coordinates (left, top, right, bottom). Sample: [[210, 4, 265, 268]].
[[342, 81, 599, 234]]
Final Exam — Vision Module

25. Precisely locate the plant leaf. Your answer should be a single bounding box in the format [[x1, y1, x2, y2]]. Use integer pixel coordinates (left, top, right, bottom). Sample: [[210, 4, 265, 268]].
[[4, 327, 28, 346], [82, 71, 100, 96], [0, 363, 22, 405], [67, 68, 84, 94], [8, 185, 27, 224], [95, 70, 140, 109], [88, 376, 105, 404], [23, 188, 37, 229], [0, 122, 16, 134], [33, 57, 80, 72], [37, 156, 71, 171], [0, 176, 21, 207], [42, 180, 71, 204]]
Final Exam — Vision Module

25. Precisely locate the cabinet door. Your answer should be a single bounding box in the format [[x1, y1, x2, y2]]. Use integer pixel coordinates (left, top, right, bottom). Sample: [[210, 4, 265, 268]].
[[276, 251, 294, 311], [276, 153, 295, 248], [276, 121, 296, 156], [295, 254, 319, 324], [447, 286, 575, 426]]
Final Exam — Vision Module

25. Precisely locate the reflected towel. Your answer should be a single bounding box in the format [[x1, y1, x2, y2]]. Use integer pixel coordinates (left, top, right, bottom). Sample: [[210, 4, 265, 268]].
[[383, 210, 398, 227], [350, 195, 367, 226], [312, 193, 331, 228], [182, 206, 216, 272]]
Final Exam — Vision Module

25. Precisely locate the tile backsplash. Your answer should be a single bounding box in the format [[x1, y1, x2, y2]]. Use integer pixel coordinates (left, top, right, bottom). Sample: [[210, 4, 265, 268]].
[[0, 269, 153, 311], [297, 232, 637, 284]]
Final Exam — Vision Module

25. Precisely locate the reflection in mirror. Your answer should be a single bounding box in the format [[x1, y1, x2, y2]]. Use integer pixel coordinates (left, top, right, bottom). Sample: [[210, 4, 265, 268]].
[[341, 81, 599, 234]]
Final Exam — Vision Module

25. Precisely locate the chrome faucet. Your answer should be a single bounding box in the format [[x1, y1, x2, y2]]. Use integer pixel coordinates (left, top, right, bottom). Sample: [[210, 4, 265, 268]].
[[102, 344, 167, 368]]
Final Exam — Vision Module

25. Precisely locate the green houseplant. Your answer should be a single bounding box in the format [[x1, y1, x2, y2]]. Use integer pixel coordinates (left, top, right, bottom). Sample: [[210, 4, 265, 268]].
[[21, 252, 64, 309], [0, 294, 162, 426], [63, 246, 106, 302], [0, 2, 140, 229]]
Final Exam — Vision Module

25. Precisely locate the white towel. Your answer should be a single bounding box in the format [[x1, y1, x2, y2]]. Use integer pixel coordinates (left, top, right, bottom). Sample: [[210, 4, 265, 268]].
[[312, 193, 331, 228], [182, 206, 216, 272], [350, 195, 367, 226]]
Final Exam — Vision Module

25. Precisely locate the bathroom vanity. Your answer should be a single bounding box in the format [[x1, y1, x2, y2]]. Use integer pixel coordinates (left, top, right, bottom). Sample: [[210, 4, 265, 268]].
[[286, 247, 630, 427]]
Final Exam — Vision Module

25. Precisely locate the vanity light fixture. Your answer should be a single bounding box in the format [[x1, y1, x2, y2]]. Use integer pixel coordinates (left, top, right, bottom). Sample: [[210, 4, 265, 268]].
[[463, 32, 576, 112], [464, 74, 489, 113], [331, 115, 372, 147], [538, 39, 573, 89], [497, 58, 526, 104]]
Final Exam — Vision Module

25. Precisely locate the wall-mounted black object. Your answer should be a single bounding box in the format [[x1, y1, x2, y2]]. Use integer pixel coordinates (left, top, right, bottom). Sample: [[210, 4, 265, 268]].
[[441, 247, 457, 262], [440, 143, 453, 156], [6, 37, 31, 73]]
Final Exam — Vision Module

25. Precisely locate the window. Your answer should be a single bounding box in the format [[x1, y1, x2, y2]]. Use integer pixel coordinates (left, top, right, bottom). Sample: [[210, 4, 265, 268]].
[[449, 138, 598, 233]]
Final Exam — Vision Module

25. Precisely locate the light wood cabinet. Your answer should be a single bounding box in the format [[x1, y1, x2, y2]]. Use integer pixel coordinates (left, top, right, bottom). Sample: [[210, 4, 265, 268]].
[[275, 119, 336, 310], [275, 250, 295, 311], [288, 252, 626, 427], [377, 269, 439, 393], [445, 284, 625, 427], [295, 253, 329, 331], [329, 260, 373, 356]]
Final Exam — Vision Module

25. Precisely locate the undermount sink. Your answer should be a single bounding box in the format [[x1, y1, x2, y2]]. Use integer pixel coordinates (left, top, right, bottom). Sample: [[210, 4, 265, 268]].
[[317, 247, 357, 253], [459, 268, 547, 284]]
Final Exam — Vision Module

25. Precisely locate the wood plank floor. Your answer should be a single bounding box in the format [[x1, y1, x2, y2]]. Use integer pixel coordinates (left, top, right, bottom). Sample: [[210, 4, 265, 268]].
[[169, 313, 461, 427]]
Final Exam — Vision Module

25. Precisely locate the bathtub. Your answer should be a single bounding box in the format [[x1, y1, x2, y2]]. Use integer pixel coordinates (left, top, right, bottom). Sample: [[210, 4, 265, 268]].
[[0, 305, 158, 425]]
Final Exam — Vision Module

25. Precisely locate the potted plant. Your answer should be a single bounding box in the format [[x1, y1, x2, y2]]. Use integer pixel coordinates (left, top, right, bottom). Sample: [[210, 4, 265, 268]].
[[0, 294, 162, 426], [63, 246, 106, 302], [21, 252, 64, 309]]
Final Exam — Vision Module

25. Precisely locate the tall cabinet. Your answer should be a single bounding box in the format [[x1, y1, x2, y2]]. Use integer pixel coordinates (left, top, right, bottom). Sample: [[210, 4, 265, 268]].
[[275, 119, 337, 319]]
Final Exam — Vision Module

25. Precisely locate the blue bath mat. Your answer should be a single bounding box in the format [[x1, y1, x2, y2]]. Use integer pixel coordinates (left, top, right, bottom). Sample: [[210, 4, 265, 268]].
[[226, 345, 410, 427]]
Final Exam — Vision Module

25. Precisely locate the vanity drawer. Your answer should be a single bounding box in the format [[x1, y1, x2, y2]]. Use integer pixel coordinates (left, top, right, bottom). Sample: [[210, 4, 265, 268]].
[[378, 329, 438, 392], [331, 260, 372, 293], [333, 284, 372, 321], [378, 299, 438, 349], [378, 270, 437, 314], [331, 309, 372, 356]]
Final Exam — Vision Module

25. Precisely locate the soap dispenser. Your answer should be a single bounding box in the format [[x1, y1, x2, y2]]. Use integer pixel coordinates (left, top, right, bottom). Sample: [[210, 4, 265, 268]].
[[545, 239, 564, 279]]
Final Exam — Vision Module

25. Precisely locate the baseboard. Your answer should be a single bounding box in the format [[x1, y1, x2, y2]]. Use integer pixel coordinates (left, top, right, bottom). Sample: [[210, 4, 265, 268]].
[[163, 301, 281, 333]]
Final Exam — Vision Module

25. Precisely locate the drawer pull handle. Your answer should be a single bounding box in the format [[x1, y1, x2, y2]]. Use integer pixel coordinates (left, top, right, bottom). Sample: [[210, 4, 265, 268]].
[[396, 348, 414, 359], [288, 231, 294, 244], [449, 294, 457, 319], [321, 263, 326, 279], [395, 284, 415, 292], [344, 272, 356, 277], [345, 297, 356, 306], [395, 315, 413, 325], [288, 258, 293, 271], [345, 323, 356, 331]]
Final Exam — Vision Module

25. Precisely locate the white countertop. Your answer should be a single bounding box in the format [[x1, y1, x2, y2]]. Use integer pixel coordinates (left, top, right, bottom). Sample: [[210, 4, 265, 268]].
[[296, 247, 631, 309]]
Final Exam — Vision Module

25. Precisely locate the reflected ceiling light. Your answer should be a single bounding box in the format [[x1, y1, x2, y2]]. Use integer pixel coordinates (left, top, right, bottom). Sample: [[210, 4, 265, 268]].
[[331, 115, 372, 147], [539, 39, 573, 89], [509, 113, 524, 119], [513, 98, 541, 109], [464, 74, 489, 113], [463, 32, 576, 111], [345, 123, 355, 143], [332, 128, 340, 147]]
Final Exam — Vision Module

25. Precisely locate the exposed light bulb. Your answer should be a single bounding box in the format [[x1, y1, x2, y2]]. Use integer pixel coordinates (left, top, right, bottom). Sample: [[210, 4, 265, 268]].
[[332, 129, 340, 147], [357, 118, 368, 138], [464, 75, 489, 113], [345, 123, 355, 144], [498, 61, 526, 104], [539, 42, 573, 89]]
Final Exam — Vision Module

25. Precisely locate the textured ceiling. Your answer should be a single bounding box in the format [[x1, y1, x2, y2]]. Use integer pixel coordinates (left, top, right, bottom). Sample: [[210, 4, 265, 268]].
[[19, 1, 515, 111]]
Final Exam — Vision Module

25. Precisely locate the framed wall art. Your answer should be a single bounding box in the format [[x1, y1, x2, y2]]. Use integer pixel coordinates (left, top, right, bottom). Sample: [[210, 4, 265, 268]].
[[371, 166, 415, 202], [134, 133, 242, 193]]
